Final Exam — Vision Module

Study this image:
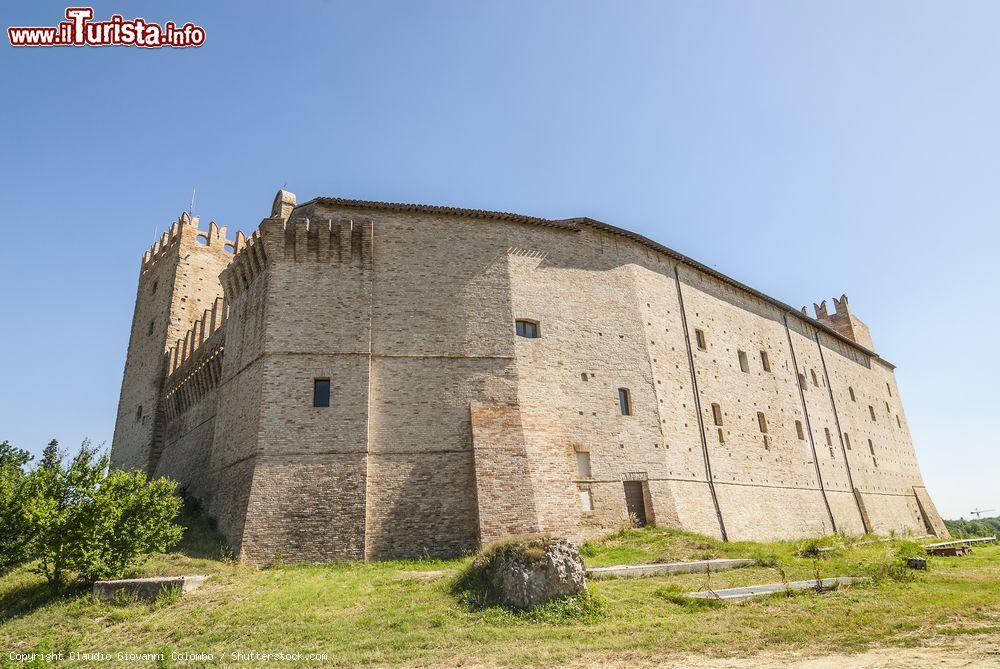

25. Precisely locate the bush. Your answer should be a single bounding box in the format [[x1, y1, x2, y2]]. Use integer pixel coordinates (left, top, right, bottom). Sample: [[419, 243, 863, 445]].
[[19, 440, 184, 591], [0, 442, 33, 572]]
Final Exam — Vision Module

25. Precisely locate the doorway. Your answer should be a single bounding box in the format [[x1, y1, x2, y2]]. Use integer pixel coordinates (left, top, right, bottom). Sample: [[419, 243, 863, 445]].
[[623, 481, 648, 527]]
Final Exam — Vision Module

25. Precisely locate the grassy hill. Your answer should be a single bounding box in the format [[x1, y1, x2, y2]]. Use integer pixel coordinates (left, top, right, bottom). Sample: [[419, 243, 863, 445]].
[[1, 511, 998, 668]]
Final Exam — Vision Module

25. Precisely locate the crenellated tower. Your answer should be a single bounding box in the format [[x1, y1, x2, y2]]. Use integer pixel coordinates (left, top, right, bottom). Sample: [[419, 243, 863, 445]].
[[808, 294, 874, 351], [110, 212, 236, 473]]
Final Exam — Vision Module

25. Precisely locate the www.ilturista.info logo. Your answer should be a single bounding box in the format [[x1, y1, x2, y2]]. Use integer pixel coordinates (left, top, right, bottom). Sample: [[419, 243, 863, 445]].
[[8, 7, 205, 48]]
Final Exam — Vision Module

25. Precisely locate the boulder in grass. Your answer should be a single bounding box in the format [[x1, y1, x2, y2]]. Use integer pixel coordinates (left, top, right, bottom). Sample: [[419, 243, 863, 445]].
[[453, 535, 586, 609]]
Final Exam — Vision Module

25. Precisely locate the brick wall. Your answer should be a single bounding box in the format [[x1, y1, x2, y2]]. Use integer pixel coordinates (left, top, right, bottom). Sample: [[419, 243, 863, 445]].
[[126, 194, 947, 564]]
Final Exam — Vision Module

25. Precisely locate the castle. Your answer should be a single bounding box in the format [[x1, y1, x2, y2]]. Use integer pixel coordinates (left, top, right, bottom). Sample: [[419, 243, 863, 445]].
[[111, 189, 948, 563]]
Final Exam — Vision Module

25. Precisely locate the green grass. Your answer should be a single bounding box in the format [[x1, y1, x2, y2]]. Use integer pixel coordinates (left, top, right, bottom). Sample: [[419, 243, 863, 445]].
[[1, 521, 998, 668]]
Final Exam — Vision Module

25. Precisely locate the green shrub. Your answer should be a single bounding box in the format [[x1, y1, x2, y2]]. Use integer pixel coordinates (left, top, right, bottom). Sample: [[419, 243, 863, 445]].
[[0, 441, 33, 572], [20, 440, 184, 591]]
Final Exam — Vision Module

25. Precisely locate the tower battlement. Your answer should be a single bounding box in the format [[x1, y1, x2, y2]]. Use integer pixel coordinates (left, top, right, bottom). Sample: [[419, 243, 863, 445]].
[[808, 294, 874, 351]]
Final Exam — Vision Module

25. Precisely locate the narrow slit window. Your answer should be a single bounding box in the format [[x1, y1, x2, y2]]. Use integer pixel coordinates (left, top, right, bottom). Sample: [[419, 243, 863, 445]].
[[717, 428, 725, 444], [618, 388, 632, 416], [760, 350, 771, 372], [763, 434, 771, 450], [757, 411, 768, 434], [135, 405, 143, 421], [147, 319, 155, 336], [885, 401, 890, 413], [887, 382, 892, 397], [849, 386, 856, 402], [810, 369, 819, 387], [694, 328, 707, 351], [824, 427, 832, 447], [515, 320, 540, 338], [576, 451, 592, 479], [799, 372, 807, 389], [738, 350, 749, 373], [896, 414, 901, 428], [868, 439, 875, 455], [795, 420, 804, 440], [313, 378, 331, 407], [869, 405, 877, 421], [844, 432, 851, 450], [711, 403, 723, 427]]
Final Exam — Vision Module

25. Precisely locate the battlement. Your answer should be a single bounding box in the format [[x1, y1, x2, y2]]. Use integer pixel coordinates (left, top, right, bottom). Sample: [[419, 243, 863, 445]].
[[806, 294, 874, 350], [141, 212, 237, 273], [166, 296, 228, 376], [219, 211, 374, 300]]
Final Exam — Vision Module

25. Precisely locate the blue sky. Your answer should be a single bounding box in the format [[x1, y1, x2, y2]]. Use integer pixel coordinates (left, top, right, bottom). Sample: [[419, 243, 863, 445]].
[[1, 1, 996, 520]]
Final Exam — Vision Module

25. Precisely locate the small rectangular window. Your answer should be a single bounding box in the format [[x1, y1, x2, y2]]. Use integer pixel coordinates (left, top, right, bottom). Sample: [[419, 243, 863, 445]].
[[811, 369, 819, 387], [760, 350, 771, 372], [313, 378, 331, 407], [799, 373, 807, 389], [515, 320, 539, 338], [849, 386, 856, 402], [795, 420, 804, 440], [869, 405, 877, 421], [711, 403, 723, 427], [844, 432, 851, 450], [757, 411, 768, 434], [618, 388, 632, 416], [694, 328, 707, 351], [579, 488, 594, 511], [824, 427, 832, 447], [576, 451, 592, 479], [738, 350, 749, 373]]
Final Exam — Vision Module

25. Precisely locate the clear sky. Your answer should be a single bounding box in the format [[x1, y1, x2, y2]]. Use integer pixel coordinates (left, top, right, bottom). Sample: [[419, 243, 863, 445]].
[[2, 1, 997, 520]]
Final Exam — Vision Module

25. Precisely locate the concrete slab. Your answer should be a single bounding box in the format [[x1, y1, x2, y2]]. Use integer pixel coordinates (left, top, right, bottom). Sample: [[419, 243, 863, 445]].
[[92, 575, 209, 601], [688, 576, 865, 602], [586, 558, 755, 579]]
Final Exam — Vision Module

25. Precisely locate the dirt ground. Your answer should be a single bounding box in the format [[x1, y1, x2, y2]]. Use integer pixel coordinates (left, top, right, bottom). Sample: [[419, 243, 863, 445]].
[[577, 633, 1000, 668]]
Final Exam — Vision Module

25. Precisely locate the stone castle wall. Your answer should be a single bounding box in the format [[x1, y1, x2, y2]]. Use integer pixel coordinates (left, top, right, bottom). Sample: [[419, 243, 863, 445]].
[[110, 191, 947, 563]]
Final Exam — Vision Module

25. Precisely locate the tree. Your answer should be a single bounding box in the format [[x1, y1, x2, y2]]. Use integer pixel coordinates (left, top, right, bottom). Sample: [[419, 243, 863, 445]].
[[22, 441, 105, 591], [74, 469, 183, 583], [0, 441, 32, 572], [0, 440, 32, 470], [21, 440, 185, 591], [40, 439, 60, 470]]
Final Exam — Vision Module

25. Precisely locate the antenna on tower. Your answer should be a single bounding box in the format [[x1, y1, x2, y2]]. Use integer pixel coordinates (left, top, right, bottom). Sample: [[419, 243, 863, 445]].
[[189, 188, 197, 217], [970, 508, 996, 519]]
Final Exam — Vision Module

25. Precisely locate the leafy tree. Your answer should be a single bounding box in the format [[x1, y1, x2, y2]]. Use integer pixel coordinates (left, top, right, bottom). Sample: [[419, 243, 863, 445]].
[[22, 441, 106, 591], [21, 440, 184, 591], [40, 439, 60, 470], [0, 442, 32, 572], [0, 440, 32, 470], [74, 469, 183, 583], [945, 516, 1000, 538]]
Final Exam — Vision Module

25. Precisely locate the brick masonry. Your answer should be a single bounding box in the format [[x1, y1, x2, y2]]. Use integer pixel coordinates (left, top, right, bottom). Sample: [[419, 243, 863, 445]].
[[110, 190, 948, 563]]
